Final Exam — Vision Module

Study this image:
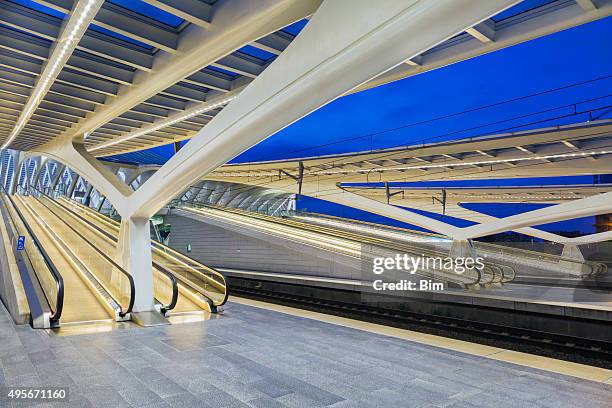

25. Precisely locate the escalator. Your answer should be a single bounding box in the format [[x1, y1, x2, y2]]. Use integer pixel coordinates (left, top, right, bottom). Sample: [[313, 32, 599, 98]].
[[0, 192, 134, 333], [178, 203, 518, 289], [29, 195, 212, 323], [50, 195, 228, 316], [296, 213, 606, 278]]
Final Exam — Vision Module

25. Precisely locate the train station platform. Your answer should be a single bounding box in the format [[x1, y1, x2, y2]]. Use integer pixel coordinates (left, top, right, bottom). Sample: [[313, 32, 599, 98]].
[[1, 297, 610, 408]]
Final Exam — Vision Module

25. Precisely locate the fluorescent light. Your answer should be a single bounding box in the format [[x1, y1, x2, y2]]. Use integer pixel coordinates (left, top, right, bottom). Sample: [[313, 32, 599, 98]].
[[88, 95, 238, 152], [1, 0, 102, 150]]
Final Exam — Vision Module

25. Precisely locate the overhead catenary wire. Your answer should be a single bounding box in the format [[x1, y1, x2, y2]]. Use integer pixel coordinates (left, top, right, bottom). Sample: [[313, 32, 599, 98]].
[[245, 75, 612, 162]]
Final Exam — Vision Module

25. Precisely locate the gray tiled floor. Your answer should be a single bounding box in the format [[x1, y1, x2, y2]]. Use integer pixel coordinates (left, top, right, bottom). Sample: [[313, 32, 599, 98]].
[[0, 301, 610, 408]]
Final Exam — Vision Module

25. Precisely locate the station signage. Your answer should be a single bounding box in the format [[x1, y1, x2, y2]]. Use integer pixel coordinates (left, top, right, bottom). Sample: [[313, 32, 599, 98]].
[[16, 236, 26, 251]]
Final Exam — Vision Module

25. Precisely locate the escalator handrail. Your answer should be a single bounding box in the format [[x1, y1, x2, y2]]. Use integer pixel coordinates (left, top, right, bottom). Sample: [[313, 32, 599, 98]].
[[44, 194, 179, 313], [151, 240, 228, 289], [33, 192, 135, 317], [473, 240, 603, 276], [1, 190, 64, 324], [76, 199, 229, 291], [151, 242, 230, 306], [61, 196, 229, 306], [188, 204, 485, 286], [214, 204, 518, 282]]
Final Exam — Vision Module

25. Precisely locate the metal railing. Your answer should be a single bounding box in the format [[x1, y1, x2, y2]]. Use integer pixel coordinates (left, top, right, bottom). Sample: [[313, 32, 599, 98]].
[[181, 202, 515, 288], [473, 241, 606, 277], [42, 194, 179, 314], [59, 196, 228, 309], [29, 191, 135, 318], [276, 208, 603, 278], [0, 189, 64, 326]]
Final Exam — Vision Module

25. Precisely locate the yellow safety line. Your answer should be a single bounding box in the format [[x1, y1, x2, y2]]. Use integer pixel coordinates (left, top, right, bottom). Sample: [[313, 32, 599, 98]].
[[230, 296, 612, 384]]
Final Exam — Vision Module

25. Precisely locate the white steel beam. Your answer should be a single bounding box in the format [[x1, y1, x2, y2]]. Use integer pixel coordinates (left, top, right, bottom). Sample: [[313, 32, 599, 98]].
[[252, 32, 293, 55], [89, 88, 244, 153], [568, 230, 612, 244], [2, 2, 154, 71], [52, 0, 322, 149], [354, 0, 612, 93], [129, 0, 518, 219], [30, 0, 518, 313], [466, 19, 496, 42], [34, 0, 179, 53], [455, 191, 612, 240], [142, 0, 212, 29], [576, 0, 598, 12]]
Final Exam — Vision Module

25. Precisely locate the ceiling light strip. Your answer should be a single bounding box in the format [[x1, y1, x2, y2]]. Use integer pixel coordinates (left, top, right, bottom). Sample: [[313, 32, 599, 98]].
[[88, 93, 240, 152], [1, 0, 104, 150]]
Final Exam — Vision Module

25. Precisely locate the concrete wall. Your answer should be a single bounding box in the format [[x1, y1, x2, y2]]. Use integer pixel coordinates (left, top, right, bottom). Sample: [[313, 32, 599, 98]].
[[164, 210, 361, 280]]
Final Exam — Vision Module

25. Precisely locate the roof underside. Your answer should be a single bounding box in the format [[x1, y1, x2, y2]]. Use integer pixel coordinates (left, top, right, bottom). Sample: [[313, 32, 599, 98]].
[[0, 0, 610, 159]]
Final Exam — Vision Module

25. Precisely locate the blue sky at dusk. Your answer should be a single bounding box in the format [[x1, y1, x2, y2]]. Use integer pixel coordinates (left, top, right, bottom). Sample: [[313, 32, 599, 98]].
[[231, 16, 611, 162]]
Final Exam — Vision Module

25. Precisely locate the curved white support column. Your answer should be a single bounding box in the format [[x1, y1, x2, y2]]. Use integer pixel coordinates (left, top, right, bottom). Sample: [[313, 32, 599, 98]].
[[32, 142, 132, 216], [116, 217, 155, 312]]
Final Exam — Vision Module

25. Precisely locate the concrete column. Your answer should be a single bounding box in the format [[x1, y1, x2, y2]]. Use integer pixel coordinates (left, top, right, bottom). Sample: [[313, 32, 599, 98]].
[[449, 239, 477, 258], [560, 244, 590, 275], [116, 217, 154, 312]]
